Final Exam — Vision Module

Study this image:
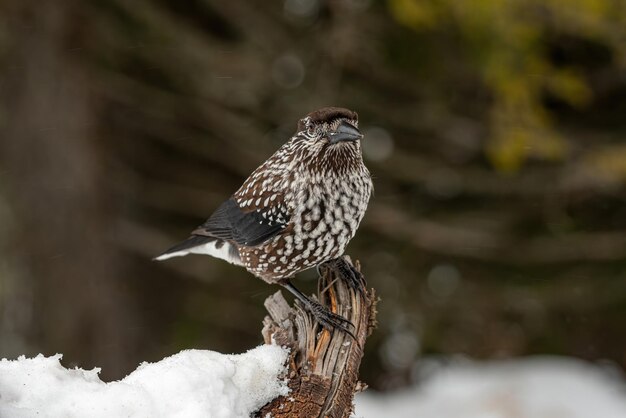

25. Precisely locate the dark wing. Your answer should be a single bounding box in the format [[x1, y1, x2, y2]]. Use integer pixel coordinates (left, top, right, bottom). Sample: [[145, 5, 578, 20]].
[[192, 197, 289, 247]]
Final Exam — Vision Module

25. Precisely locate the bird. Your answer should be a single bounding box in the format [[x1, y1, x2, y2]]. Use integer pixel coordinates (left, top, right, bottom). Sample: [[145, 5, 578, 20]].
[[155, 107, 372, 335]]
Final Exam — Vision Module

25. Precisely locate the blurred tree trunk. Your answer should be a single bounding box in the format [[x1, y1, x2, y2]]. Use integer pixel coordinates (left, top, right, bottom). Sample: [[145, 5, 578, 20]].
[[0, 0, 142, 379]]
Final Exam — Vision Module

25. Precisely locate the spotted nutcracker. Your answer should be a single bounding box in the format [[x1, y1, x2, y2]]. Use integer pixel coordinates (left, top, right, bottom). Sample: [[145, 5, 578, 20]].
[[156, 107, 372, 334]]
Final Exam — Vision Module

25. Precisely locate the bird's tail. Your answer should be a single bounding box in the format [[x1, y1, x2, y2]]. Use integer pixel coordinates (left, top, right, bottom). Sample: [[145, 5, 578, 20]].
[[154, 235, 242, 265]]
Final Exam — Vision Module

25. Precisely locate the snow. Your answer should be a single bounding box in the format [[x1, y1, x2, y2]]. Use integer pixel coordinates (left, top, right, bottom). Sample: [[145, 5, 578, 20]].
[[354, 356, 626, 418], [3, 348, 626, 418], [0, 345, 289, 418]]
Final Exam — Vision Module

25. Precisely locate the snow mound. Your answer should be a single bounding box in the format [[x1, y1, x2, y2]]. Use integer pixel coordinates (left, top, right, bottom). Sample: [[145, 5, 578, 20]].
[[0, 345, 289, 418], [354, 356, 626, 418]]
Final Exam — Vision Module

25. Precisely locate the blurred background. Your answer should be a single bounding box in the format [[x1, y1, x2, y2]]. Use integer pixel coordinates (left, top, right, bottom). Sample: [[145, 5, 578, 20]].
[[1, 0, 626, 391]]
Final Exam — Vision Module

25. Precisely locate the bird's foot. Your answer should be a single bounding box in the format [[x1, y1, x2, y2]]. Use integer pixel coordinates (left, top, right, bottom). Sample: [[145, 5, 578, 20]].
[[280, 280, 358, 343], [301, 297, 356, 337], [322, 257, 367, 295]]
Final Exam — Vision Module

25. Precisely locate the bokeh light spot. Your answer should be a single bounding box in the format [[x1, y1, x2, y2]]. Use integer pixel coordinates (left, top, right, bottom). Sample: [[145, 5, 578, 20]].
[[363, 127, 394, 162], [380, 330, 420, 370], [284, 0, 319, 20], [427, 264, 461, 298], [271, 54, 305, 89]]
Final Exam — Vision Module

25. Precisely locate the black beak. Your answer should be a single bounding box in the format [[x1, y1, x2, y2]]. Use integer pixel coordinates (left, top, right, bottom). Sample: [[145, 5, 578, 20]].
[[328, 121, 363, 144]]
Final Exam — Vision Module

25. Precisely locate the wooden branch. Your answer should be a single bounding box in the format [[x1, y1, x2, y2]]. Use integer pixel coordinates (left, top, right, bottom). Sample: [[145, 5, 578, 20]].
[[256, 256, 377, 418]]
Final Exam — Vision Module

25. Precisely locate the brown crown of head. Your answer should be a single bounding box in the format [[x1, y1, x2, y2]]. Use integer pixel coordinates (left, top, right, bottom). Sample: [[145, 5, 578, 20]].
[[297, 107, 358, 131]]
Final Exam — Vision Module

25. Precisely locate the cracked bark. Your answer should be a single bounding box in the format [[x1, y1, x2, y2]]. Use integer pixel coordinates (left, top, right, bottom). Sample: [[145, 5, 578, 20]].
[[256, 256, 377, 418]]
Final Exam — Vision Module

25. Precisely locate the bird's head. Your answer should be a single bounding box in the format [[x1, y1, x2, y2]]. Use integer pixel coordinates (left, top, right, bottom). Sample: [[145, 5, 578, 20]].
[[290, 107, 365, 176], [297, 107, 362, 145]]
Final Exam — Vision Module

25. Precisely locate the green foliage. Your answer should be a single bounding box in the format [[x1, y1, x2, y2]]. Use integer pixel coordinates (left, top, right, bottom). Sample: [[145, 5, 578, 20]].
[[388, 0, 626, 172]]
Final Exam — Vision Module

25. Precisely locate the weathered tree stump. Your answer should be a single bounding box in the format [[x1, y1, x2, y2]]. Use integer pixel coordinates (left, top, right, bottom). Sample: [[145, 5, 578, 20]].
[[256, 256, 377, 418]]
